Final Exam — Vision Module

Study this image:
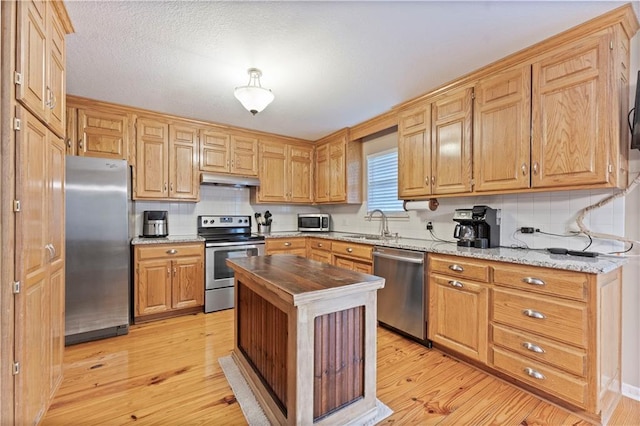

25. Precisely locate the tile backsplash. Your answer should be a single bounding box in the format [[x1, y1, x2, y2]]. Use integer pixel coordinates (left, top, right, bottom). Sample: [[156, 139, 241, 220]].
[[134, 185, 626, 253]]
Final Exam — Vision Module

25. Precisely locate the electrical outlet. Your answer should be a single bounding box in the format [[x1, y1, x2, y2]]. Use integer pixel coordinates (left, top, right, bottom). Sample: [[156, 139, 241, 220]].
[[426, 222, 433, 230], [520, 227, 535, 234]]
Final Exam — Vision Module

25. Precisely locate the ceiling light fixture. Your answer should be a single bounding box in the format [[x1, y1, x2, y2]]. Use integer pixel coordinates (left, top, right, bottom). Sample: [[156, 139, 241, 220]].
[[234, 68, 274, 115]]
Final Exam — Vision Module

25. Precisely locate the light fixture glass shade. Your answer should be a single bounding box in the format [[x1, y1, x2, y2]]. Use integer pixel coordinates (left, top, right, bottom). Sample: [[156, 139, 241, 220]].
[[234, 68, 274, 115]]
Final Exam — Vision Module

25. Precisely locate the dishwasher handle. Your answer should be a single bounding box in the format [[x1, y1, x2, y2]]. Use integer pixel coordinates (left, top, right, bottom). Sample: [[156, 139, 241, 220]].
[[373, 251, 424, 264]]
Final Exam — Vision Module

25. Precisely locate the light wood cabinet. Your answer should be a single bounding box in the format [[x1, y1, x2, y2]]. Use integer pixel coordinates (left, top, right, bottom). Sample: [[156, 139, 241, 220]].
[[134, 118, 199, 201], [16, 0, 66, 138], [67, 107, 130, 160], [255, 140, 313, 204], [307, 238, 332, 264], [314, 129, 362, 204], [331, 241, 373, 274], [134, 243, 204, 322], [398, 86, 472, 198], [14, 107, 66, 424], [265, 238, 307, 256], [200, 129, 258, 176]]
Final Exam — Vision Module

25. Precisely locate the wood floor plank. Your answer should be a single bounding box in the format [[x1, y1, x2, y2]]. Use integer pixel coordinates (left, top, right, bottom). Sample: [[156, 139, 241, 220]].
[[41, 310, 640, 425]]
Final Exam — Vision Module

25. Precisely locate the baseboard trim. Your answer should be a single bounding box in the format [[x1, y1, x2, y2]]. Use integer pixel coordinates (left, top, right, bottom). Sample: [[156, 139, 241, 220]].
[[622, 383, 640, 401]]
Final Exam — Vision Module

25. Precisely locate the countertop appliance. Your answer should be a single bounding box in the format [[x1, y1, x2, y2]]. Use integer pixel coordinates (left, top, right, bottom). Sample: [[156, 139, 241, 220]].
[[374, 247, 430, 346], [197, 215, 265, 313], [298, 213, 330, 232], [453, 205, 501, 248], [142, 210, 168, 237], [65, 156, 130, 345]]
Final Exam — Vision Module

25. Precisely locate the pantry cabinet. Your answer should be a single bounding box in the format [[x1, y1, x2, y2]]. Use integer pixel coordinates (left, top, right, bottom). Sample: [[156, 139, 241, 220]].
[[314, 129, 362, 204], [199, 130, 258, 176], [256, 140, 313, 203], [134, 118, 199, 201], [134, 243, 204, 322]]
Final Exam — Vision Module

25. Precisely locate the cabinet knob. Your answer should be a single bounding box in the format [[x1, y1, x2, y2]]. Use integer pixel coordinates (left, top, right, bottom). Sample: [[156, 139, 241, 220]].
[[164, 182, 168, 192], [448, 280, 463, 288], [521, 163, 527, 175], [78, 140, 84, 150], [318, 243, 323, 247], [524, 367, 545, 380], [284, 242, 291, 247], [431, 176, 435, 185], [522, 309, 545, 319], [532, 162, 539, 175], [66, 139, 72, 148], [425, 177, 429, 185], [448, 264, 464, 272], [170, 182, 174, 192], [346, 248, 353, 253], [166, 249, 178, 255], [522, 342, 545, 354], [522, 277, 545, 286]]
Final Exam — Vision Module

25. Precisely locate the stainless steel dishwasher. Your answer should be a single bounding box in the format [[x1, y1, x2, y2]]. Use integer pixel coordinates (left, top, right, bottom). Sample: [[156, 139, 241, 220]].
[[373, 246, 431, 347]]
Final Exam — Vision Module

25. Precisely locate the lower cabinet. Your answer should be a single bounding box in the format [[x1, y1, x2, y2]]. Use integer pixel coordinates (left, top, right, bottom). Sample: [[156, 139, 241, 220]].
[[134, 243, 204, 322], [265, 237, 307, 256], [428, 253, 622, 424], [307, 238, 332, 264], [331, 241, 373, 274]]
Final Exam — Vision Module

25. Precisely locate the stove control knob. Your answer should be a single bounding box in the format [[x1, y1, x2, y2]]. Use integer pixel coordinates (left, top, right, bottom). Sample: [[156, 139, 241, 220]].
[[203, 219, 208, 224]]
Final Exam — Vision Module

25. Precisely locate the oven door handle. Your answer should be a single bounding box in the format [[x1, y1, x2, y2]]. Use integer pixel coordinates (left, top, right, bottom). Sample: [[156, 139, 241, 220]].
[[206, 241, 265, 249]]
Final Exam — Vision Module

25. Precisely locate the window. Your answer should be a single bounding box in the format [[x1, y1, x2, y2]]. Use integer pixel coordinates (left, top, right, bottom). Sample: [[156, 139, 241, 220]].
[[367, 149, 404, 213]]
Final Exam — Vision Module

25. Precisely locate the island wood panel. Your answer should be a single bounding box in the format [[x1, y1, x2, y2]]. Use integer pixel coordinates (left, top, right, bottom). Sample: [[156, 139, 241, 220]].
[[313, 306, 364, 421], [237, 282, 288, 414]]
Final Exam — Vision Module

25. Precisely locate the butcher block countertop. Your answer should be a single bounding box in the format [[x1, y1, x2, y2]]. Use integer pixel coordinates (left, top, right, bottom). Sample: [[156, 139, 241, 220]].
[[226, 254, 384, 306]]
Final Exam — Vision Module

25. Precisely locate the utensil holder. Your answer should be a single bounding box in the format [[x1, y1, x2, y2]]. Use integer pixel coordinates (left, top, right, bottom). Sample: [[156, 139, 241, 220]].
[[258, 224, 271, 235]]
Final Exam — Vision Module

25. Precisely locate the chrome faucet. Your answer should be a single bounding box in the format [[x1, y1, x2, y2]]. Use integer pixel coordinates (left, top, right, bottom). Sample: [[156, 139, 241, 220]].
[[367, 209, 391, 238]]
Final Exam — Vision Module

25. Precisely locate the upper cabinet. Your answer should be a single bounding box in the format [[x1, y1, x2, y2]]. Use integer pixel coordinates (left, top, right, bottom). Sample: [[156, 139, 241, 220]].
[[255, 139, 313, 203], [314, 129, 362, 204], [134, 117, 199, 201], [200, 129, 258, 176], [66, 106, 131, 160], [16, 0, 71, 138], [398, 86, 473, 198]]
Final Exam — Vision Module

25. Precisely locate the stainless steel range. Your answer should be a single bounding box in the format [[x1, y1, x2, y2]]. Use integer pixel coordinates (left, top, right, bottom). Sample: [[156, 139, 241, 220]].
[[197, 215, 265, 312]]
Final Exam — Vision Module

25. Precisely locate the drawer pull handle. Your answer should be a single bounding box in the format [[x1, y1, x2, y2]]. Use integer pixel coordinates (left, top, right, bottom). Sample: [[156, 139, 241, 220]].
[[284, 242, 291, 247], [166, 249, 178, 255], [522, 277, 545, 286], [523, 309, 546, 319], [448, 280, 463, 288], [524, 367, 545, 380], [522, 342, 545, 354], [347, 248, 353, 253], [318, 243, 323, 247], [448, 264, 464, 272]]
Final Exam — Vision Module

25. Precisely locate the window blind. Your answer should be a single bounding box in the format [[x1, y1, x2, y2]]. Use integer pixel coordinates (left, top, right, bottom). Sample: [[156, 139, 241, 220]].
[[367, 149, 404, 213]]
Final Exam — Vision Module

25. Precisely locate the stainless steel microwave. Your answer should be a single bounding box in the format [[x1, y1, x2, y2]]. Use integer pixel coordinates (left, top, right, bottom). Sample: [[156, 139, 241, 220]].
[[298, 214, 330, 232]]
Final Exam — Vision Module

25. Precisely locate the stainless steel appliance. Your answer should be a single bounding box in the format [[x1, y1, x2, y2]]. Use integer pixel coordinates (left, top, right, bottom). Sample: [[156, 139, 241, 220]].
[[198, 215, 265, 312], [65, 156, 130, 345], [297, 213, 330, 232], [374, 247, 430, 346], [452, 205, 501, 248], [142, 210, 168, 237]]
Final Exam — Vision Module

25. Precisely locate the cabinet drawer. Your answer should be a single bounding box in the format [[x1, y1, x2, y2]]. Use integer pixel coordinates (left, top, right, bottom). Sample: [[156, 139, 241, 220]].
[[493, 288, 587, 348], [429, 255, 490, 282], [493, 263, 588, 301], [331, 241, 373, 261], [308, 239, 331, 251], [492, 347, 587, 408], [491, 324, 586, 377], [266, 238, 306, 251], [136, 243, 203, 260]]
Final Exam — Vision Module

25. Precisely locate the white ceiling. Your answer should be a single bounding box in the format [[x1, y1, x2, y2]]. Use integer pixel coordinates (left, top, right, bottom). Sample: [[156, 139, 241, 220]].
[[65, 1, 635, 141]]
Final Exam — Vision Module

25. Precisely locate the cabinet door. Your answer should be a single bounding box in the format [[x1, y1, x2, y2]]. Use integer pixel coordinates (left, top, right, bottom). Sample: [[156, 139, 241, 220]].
[[329, 140, 346, 201], [199, 129, 230, 172], [77, 108, 129, 159], [353, 260, 373, 274], [171, 257, 204, 310], [532, 33, 610, 188], [46, 1, 65, 137], [429, 274, 488, 362], [231, 135, 258, 176], [135, 118, 169, 198], [48, 262, 64, 398], [309, 250, 332, 264], [334, 257, 354, 271], [290, 145, 314, 203], [398, 104, 431, 198], [136, 259, 172, 316], [16, 0, 48, 122], [258, 141, 288, 202], [315, 143, 330, 202], [65, 107, 76, 155], [169, 124, 199, 200], [431, 87, 473, 194], [474, 65, 531, 192]]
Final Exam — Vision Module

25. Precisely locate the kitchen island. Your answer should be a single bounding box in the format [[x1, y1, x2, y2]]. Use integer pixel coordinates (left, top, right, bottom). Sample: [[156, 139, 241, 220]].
[[226, 255, 385, 425]]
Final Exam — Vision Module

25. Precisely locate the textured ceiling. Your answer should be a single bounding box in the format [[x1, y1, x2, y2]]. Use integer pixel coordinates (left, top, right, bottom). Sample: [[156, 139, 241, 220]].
[[65, 1, 633, 140]]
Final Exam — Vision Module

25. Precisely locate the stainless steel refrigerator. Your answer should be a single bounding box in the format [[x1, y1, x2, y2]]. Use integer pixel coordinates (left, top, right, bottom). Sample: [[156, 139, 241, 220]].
[[65, 156, 130, 345]]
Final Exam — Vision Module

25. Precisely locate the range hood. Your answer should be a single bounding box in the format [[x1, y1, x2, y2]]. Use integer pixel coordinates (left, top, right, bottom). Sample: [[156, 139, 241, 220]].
[[200, 173, 260, 187]]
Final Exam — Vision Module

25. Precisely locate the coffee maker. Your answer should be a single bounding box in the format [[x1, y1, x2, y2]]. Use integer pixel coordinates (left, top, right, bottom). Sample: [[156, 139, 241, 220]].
[[452, 205, 500, 248]]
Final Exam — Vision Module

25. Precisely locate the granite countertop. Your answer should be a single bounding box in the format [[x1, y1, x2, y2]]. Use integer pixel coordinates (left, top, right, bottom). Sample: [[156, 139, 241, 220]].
[[264, 231, 627, 274], [131, 235, 205, 245]]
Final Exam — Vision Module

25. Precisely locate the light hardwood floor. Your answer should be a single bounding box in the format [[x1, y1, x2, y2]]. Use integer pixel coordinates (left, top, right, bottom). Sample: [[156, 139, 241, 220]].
[[42, 310, 639, 425]]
